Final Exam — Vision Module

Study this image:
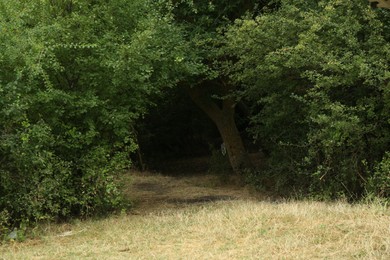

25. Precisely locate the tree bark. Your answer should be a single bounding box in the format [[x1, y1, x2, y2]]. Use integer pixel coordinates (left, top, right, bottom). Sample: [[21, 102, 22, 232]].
[[186, 85, 253, 174]]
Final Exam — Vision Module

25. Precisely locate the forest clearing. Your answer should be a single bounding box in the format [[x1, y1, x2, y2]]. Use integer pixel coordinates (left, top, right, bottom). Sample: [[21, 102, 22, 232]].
[[1, 170, 389, 259], [1, 1, 389, 258]]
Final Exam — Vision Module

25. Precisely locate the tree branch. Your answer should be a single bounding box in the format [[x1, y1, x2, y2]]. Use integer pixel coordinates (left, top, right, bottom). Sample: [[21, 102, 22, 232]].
[[186, 85, 222, 123]]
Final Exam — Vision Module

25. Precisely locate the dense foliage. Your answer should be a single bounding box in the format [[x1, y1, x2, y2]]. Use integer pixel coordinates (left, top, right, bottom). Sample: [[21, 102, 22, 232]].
[[0, 0, 198, 234], [224, 0, 389, 198]]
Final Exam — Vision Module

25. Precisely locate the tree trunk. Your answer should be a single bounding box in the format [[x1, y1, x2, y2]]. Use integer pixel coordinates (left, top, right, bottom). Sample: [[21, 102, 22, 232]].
[[186, 85, 253, 174], [215, 111, 253, 173]]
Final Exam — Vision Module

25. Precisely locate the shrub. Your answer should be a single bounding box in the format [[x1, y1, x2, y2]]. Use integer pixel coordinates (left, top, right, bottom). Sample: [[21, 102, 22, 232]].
[[0, 0, 175, 232], [367, 152, 390, 199], [225, 0, 390, 199]]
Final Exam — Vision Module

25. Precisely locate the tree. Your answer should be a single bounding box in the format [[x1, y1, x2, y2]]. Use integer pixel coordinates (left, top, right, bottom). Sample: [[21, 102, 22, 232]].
[[224, 0, 389, 198], [165, 0, 270, 174], [0, 0, 192, 230]]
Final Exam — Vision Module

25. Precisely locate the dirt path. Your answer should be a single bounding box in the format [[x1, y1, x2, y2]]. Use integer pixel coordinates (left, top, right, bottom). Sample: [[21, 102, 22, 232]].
[[123, 172, 260, 215]]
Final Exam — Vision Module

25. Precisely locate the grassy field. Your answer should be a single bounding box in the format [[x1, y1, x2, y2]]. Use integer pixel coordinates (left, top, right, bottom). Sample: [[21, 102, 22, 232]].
[[1, 172, 390, 259]]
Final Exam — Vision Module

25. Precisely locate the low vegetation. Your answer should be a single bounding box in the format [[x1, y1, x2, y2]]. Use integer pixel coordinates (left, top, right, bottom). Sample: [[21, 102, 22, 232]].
[[1, 172, 389, 259]]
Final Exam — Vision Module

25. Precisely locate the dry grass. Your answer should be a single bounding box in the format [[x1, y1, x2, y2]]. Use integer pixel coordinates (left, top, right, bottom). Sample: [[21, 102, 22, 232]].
[[1, 172, 390, 259]]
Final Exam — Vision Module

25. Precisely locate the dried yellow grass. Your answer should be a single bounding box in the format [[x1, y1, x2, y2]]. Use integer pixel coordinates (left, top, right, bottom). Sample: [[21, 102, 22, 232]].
[[1, 172, 389, 259]]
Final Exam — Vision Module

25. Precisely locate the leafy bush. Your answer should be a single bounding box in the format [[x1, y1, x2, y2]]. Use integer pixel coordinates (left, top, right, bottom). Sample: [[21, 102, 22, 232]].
[[368, 153, 390, 198], [225, 0, 390, 199], [0, 0, 191, 232], [0, 210, 11, 240]]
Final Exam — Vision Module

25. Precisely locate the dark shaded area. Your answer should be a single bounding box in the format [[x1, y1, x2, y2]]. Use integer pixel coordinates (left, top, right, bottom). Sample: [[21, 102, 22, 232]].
[[135, 87, 260, 174], [155, 156, 211, 175], [137, 88, 219, 163]]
